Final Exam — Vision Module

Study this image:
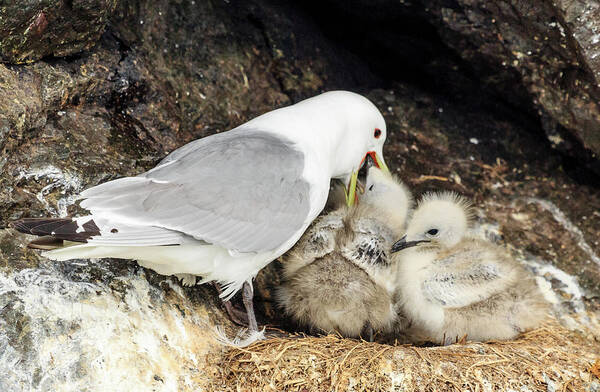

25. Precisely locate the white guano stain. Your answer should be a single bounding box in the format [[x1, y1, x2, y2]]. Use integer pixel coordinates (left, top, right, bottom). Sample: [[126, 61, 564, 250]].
[[0, 266, 218, 392], [526, 198, 600, 267], [471, 211, 591, 329], [17, 165, 83, 217]]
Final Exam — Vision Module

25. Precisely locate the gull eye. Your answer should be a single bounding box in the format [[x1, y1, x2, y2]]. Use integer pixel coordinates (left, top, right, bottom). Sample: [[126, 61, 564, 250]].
[[426, 229, 439, 236], [368, 185, 374, 191], [374, 128, 382, 138]]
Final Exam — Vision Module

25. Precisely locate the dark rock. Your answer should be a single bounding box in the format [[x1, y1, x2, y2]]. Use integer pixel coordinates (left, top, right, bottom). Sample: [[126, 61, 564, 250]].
[[0, 0, 118, 64], [420, 0, 600, 167], [298, 0, 600, 171]]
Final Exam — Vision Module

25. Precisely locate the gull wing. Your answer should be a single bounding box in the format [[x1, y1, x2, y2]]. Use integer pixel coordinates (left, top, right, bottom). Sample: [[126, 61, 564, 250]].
[[79, 129, 312, 253]]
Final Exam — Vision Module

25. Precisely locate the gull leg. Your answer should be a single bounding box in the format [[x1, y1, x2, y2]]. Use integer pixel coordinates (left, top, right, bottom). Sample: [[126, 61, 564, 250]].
[[242, 281, 258, 332], [213, 282, 249, 326], [223, 301, 249, 326]]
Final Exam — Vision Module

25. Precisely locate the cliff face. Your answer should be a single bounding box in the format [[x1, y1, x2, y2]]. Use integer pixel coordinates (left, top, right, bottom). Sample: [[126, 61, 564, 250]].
[[0, 1, 599, 391], [299, 0, 600, 173]]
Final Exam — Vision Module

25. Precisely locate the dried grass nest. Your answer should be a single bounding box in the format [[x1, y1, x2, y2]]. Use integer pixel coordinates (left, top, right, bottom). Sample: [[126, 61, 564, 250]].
[[207, 320, 600, 392]]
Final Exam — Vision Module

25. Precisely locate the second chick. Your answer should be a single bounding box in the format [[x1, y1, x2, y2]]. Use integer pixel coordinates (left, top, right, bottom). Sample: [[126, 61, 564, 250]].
[[391, 192, 548, 345]]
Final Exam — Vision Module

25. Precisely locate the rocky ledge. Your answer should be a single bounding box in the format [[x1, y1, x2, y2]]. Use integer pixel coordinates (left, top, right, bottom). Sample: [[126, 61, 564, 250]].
[[1, 1, 599, 391]]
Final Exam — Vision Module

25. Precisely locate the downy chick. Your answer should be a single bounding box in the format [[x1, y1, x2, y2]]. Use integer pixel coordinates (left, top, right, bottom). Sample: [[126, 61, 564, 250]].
[[391, 192, 548, 345], [277, 167, 412, 339]]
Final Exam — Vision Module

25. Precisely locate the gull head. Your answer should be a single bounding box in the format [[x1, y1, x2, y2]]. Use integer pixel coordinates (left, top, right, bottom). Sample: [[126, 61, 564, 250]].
[[391, 191, 472, 253], [302, 91, 389, 206], [362, 167, 413, 229], [250, 90, 389, 206]]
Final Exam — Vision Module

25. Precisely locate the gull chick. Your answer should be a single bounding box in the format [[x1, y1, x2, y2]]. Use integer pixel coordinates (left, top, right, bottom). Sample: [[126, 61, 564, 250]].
[[391, 192, 548, 345], [277, 167, 412, 339]]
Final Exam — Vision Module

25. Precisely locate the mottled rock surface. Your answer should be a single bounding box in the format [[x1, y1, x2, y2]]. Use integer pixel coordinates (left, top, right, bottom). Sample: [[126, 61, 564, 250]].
[[0, 0, 118, 64], [0, 0, 599, 391]]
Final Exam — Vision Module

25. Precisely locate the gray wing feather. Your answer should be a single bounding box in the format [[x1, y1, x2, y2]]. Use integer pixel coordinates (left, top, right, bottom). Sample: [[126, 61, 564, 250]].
[[80, 129, 312, 252], [422, 247, 514, 308]]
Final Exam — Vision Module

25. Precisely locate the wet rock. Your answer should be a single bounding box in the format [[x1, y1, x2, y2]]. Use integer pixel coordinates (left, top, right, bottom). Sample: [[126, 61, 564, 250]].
[[0, 38, 121, 152], [0, 0, 118, 64], [108, 0, 376, 148]]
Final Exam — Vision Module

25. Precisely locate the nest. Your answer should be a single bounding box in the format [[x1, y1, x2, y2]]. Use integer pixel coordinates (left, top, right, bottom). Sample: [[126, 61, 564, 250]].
[[207, 320, 599, 391]]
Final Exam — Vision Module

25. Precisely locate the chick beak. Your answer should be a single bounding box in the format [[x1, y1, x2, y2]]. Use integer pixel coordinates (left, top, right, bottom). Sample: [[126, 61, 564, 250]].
[[391, 235, 430, 253], [345, 151, 390, 206]]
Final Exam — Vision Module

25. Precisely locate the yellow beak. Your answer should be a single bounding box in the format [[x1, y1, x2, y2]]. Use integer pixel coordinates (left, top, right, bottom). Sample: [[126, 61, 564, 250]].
[[345, 151, 389, 206]]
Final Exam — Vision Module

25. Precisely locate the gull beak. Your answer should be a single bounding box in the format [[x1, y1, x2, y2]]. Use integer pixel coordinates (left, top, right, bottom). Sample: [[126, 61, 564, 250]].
[[345, 151, 390, 206], [367, 151, 389, 173], [391, 235, 430, 253]]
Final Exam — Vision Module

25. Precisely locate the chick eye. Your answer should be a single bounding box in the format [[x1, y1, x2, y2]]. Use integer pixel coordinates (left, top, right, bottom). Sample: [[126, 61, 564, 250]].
[[374, 128, 382, 138], [426, 229, 439, 236]]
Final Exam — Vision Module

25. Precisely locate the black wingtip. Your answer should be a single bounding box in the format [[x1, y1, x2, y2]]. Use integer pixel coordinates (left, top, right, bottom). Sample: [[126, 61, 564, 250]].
[[11, 218, 70, 234], [10, 217, 99, 243]]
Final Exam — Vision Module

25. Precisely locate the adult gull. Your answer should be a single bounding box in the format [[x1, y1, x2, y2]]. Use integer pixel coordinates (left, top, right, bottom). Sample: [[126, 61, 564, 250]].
[[12, 90, 389, 332]]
